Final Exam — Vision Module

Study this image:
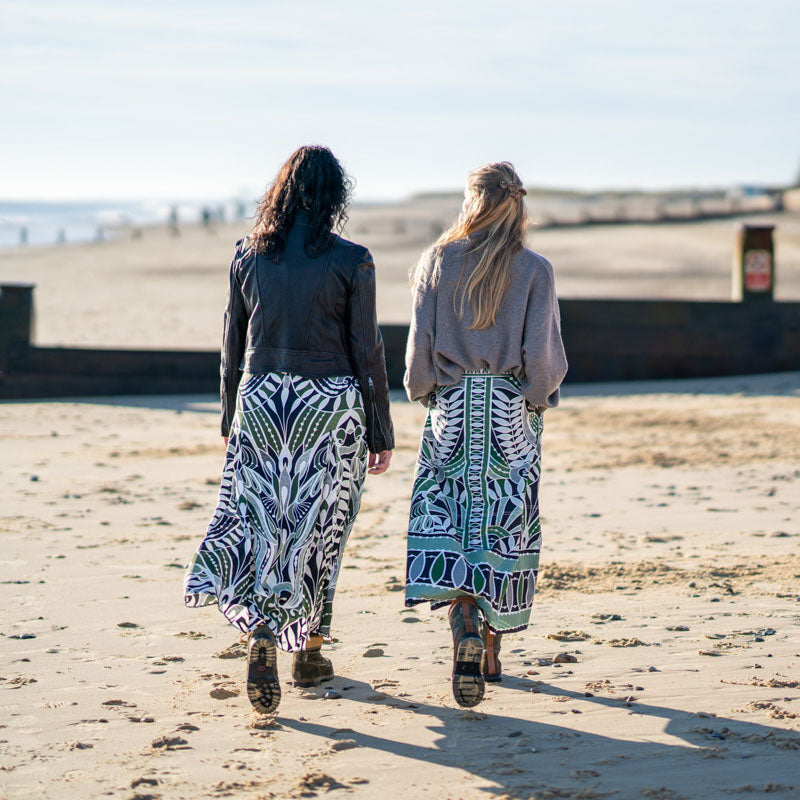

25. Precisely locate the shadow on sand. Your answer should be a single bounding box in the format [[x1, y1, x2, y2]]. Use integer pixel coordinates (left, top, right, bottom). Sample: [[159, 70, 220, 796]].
[[277, 674, 799, 799]]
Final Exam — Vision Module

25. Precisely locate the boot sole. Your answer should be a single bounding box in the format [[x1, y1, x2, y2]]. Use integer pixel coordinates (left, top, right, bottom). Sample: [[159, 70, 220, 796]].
[[247, 635, 281, 715], [452, 633, 485, 708]]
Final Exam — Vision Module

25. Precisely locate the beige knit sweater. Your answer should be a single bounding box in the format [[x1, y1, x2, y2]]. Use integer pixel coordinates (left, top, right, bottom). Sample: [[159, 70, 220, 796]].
[[403, 240, 568, 410]]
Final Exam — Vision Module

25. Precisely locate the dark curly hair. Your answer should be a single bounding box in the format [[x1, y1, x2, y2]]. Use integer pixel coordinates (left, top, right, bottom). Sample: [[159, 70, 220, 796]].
[[250, 145, 353, 260]]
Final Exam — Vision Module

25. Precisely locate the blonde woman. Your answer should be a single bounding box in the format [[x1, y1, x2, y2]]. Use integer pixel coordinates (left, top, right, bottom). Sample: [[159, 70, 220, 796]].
[[404, 162, 567, 707]]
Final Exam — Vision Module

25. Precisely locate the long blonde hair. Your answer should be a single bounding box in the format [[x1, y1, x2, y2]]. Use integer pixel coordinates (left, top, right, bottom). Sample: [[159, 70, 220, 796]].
[[411, 161, 528, 329]]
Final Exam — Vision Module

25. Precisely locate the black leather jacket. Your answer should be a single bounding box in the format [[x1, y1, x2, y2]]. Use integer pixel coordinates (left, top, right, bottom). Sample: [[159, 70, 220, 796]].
[[220, 215, 394, 453]]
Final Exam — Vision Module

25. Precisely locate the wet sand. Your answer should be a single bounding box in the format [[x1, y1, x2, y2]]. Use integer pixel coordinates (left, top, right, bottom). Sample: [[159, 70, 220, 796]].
[[2, 372, 799, 799]]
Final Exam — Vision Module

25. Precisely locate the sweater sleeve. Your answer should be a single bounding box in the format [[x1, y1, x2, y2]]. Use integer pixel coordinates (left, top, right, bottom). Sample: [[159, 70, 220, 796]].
[[519, 257, 568, 412], [403, 251, 438, 405]]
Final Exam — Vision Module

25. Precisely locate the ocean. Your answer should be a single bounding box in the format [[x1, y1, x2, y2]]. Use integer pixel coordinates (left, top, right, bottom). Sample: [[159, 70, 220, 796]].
[[0, 200, 248, 249]]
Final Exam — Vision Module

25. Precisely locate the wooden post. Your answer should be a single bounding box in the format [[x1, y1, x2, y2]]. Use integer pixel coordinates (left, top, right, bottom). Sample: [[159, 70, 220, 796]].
[[0, 283, 35, 360], [732, 225, 775, 302]]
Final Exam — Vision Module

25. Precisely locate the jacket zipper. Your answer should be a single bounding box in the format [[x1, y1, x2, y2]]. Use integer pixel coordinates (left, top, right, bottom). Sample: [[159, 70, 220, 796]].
[[367, 376, 388, 448]]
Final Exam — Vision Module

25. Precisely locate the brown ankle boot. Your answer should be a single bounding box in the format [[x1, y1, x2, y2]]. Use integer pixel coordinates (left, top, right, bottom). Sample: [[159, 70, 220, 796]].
[[481, 629, 503, 682], [292, 634, 334, 688], [448, 597, 485, 708]]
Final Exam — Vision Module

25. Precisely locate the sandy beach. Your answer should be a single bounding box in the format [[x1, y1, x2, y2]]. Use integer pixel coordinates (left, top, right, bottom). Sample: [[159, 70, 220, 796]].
[[2, 199, 799, 799], [2, 371, 799, 800]]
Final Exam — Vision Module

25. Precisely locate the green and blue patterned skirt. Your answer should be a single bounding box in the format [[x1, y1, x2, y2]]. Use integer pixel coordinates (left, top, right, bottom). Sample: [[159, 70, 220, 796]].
[[405, 372, 543, 633], [184, 372, 367, 652]]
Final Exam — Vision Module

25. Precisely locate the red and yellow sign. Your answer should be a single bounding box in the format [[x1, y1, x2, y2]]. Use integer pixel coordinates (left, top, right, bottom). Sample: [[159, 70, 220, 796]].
[[744, 249, 772, 292]]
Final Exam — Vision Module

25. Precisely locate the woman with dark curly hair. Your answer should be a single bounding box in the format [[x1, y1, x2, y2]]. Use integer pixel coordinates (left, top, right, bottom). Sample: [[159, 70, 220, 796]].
[[184, 145, 394, 715]]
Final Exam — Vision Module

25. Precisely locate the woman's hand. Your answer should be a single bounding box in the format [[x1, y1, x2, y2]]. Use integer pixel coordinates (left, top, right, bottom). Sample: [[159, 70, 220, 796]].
[[223, 437, 229, 446], [368, 450, 392, 475]]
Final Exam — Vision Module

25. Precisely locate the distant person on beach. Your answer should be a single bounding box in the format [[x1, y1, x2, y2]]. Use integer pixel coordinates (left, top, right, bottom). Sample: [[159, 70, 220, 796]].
[[404, 162, 567, 707], [183, 145, 394, 715]]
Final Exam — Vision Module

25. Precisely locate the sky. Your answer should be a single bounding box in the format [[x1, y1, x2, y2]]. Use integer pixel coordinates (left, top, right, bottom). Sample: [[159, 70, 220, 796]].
[[1, 0, 799, 202]]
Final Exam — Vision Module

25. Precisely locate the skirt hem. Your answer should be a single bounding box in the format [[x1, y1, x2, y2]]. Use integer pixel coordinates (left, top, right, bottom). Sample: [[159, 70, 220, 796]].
[[404, 588, 532, 634], [184, 590, 327, 652]]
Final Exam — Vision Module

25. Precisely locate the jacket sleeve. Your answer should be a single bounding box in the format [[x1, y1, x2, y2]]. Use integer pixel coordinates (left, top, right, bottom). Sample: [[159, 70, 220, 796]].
[[347, 251, 395, 453], [220, 243, 249, 437], [403, 251, 438, 405], [519, 257, 568, 412]]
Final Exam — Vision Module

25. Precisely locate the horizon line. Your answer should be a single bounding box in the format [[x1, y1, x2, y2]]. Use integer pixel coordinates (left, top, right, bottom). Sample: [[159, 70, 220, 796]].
[[0, 180, 794, 208]]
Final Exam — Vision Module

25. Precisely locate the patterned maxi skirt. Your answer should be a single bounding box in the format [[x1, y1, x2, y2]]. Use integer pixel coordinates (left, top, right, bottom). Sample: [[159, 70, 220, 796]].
[[405, 372, 543, 633], [184, 372, 368, 652]]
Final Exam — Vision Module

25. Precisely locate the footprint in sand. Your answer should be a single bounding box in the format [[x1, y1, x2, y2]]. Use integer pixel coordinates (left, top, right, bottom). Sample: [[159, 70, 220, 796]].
[[736, 701, 798, 720], [215, 642, 247, 659], [131, 777, 159, 790], [546, 630, 590, 641], [293, 773, 350, 795], [606, 637, 649, 647], [210, 688, 239, 700], [3, 677, 38, 688], [69, 741, 94, 750], [151, 735, 190, 750], [591, 613, 624, 623], [553, 652, 578, 663], [329, 738, 359, 751]]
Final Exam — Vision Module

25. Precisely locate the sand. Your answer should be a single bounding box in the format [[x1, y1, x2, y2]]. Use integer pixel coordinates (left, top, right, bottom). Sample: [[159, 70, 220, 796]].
[[1, 202, 798, 348], [2, 371, 799, 800], [2, 200, 799, 798]]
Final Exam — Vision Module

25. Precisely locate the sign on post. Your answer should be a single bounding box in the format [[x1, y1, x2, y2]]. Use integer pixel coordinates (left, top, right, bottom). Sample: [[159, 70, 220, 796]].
[[733, 225, 775, 301]]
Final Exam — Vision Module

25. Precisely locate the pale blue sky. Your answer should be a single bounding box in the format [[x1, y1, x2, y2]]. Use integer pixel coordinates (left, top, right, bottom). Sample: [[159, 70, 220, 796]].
[[2, 0, 799, 201]]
